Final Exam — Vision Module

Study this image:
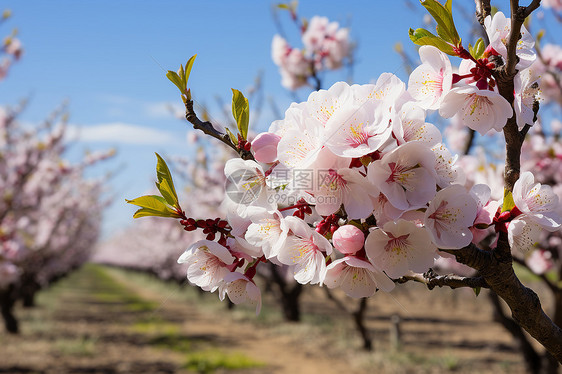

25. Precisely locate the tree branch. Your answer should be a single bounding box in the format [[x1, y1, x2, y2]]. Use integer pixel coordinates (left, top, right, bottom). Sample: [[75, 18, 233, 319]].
[[475, 0, 492, 26], [396, 270, 489, 290], [184, 99, 254, 161], [444, 236, 562, 363]]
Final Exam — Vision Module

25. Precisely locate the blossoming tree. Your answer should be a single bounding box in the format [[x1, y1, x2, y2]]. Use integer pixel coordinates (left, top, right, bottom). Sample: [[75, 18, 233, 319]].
[[0, 12, 112, 333], [128, 0, 562, 363]]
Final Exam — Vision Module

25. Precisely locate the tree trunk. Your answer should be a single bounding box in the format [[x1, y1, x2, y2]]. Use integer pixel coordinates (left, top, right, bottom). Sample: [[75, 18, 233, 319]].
[[545, 290, 562, 374], [0, 286, 19, 334], [352, 298, 372, 351], [270, 264, 302, 322], [21, 285, 37, 308], [488, 290, 542, 374]]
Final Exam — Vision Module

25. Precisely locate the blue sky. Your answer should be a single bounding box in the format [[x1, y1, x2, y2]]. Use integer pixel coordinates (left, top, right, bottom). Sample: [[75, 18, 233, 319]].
[[1, 0, 557, 237]]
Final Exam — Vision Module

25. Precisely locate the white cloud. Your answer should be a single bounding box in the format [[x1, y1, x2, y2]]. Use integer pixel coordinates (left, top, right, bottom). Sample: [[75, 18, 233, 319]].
[[66, 122, 184, 145]]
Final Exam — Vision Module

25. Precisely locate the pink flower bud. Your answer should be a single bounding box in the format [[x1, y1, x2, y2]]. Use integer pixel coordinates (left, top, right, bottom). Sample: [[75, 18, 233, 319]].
[[332, 225, 365, 255], [252, 132, 280, 163]]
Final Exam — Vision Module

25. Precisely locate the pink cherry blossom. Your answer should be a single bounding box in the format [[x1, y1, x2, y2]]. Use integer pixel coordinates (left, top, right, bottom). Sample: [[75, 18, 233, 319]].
[[394, 102, 441, 146], [219, 272, 262, 315], [525, 249, 554, 275], [312, 167, 376, 219], [508, 215, 542, 252], [484, 11, 535, 69], [512, 171, 561, 231], [276, 216, 332, 284], [323, 256, 394, 298], [367, 141, 437, 211], [431, 143, 465, 188], [408, 45, 453, 110], [424, 185, 478, 249], [177, 240, 235, 292], [514, 67, 541, 130], [252, 132, 281, 163], [332, 225, 365, 255], [439, 85, 513, 135], [365, 219, 437, 278], [245, 210, 289, 259]]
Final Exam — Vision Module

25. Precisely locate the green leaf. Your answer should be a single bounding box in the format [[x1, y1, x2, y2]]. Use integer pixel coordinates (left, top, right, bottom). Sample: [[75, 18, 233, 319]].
[[420, 0, 460, 45], [156, 178, 176, 207], [469, 38, 485, 60], [166, 55, 197, 95], [409, 28, 456, 55], [473, 287, 481, 297], [225, 128, 238, 145], [125, 195, 180, 219], [231, 89, 250, 140], [184, 54, 197, 86], [277, 3, 290, 9], [166, 70, 185, 93], [155, 153, 179, 207], [132, 207, 180, 219], [502, 189, 516, 213]]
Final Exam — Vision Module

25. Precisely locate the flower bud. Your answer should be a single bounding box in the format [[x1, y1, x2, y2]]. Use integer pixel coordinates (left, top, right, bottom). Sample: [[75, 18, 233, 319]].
[[252, 132, 280, 163], [332, 225, 365, 254]]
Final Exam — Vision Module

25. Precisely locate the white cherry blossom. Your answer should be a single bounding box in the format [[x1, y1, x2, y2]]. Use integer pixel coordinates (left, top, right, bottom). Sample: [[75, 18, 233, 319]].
[[177, 240, 235, 292], [424, 185, 478, 249], [508, 215, 542, 252], [277, 216, 332, 284], [512, 171, 561, 231], [484, 11, 536, 69], [408, 45, 453, 110], [245, 210, 289, 259], [439, 85, 513, 135], [367, 142, 437, 211], [219, 272, 262, 314], [323, 256, 395, 298], [365, 219, 437, 278]]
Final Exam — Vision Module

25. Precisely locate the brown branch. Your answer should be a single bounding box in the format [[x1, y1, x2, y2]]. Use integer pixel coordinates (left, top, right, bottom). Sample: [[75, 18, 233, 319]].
[[184, 99, 254, 161], [396, 270, 489, 290], [475, 0, 492, 26], [493, 1, 541, 192], [444, 235, 562, 363]]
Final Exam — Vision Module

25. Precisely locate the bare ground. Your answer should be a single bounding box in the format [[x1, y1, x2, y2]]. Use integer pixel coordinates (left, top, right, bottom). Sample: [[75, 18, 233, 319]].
[[0, 264, 547, 373]]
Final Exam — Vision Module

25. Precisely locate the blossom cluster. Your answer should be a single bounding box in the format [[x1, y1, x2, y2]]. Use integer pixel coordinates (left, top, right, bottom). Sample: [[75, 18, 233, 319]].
[[0, 106, 111, 293], [410, 12, 540, 135], [0, 12, 23, 81], [272, 15, 351, 90], [168, 10, 562, 314]]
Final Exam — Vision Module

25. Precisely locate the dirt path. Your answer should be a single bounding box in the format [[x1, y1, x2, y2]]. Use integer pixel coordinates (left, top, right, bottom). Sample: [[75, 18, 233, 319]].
[[0, 264, 538, 373], [0, 265, 362, 374]]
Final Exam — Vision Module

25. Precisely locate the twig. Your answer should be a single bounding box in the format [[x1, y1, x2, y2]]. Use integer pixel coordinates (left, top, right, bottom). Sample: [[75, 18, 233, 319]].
[[396, 271, 489, 290], [184, 99, 254, 161], [475, 0, 492, 27]]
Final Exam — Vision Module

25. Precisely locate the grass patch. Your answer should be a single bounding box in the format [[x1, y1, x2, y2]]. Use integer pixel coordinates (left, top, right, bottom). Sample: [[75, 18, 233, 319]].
[[183, 349, 264, 373], [54, 336, 97, 357]]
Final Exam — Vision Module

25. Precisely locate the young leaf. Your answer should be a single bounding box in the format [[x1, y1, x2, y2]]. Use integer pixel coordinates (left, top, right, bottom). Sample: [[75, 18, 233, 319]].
[[166, 71, 185, 93], [469, 38, 485, 60], [473, 287, 481, 297], [132, 207, 181, 219], [225, 128, 238, 145], [231, 89, 250, 140], [155, 153, 179, 207], [420, 0, 460, 45], [125, 195, 180, 219], [156, 178, 177, 207], [409, 28, 455, 55], [184, 54, 197, 86], [502, 189, 516, 213]]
